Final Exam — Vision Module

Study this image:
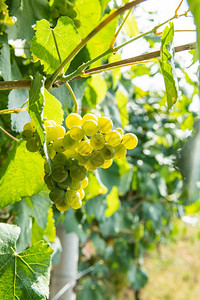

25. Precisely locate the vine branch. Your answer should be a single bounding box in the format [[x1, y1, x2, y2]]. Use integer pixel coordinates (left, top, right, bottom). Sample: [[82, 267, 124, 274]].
[[45, 0, 147, 89]]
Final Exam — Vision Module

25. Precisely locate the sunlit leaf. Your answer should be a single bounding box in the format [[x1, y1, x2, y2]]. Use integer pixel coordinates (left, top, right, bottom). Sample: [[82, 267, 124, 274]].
[[43, 89, 63, 125], [160, 22, 178, 109], [0, 142, 44, 208], [116, 90, 128, 127], [0, 223, 53, 300], [30, 17, 81, 74], [105, 186, 120, 217]]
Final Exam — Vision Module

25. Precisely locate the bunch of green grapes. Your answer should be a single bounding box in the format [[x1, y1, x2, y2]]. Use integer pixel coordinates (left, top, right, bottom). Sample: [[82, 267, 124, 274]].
[[44, 153, 88, 211], [49, 0, 81, 28], [63, 113, 138, 171], [22, 112, 138, 212]]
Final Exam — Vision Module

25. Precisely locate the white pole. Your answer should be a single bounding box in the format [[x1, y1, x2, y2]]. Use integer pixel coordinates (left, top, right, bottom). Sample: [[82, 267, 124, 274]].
[[50, 225, 79, 300]]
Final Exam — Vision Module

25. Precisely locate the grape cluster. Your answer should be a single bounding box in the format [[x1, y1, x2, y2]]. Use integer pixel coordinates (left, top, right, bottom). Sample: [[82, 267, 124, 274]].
[[50, 0, 81, 28], [22, 113, 138, 212]]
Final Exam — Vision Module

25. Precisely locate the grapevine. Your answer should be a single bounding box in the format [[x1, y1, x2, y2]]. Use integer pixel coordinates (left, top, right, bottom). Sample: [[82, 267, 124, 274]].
[[22, 113, 138, 211]]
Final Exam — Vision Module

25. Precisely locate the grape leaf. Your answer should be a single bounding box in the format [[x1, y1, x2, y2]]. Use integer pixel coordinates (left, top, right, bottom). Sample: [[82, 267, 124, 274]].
[[159, 22, 178, 109], [30, 17, 81, 74], [28, 72, 45, 144], [0, 223, 53, 300], [105, 186, 120, 217], [43, 89, 63, 125], [116, 90, 128, 127], [0, 141, 44, 208], [13, 192, 51, 252], [0, 33, 11, 80], [6, 0, 50, 44]]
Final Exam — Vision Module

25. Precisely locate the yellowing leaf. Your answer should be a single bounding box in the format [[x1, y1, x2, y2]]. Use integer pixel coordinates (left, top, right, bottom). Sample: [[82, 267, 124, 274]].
[[43, 89, 63, 125], [84, 172, 108, 201], [116, 90, 128, 127], [90, 75, 107, 103], [105, 186, 120, 217], [124, 15, 139, 37]]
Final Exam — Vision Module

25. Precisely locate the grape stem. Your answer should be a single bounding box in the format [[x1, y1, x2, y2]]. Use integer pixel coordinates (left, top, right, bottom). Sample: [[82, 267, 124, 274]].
[[0, 125, 19, 142], [0, 108, 27, 115], [65, 82, 78, 113]]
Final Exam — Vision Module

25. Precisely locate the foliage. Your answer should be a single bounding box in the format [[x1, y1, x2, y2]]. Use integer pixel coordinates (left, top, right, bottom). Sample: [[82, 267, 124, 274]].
[[0, 0, 199, 299]]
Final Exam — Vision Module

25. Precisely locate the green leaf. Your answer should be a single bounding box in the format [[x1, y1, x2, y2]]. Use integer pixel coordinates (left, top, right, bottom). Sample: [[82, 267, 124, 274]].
[[105, 186, 120, 217], [32, 206, 56, 244], [109, 53, 121, 88], [74, 0, 102, 38], [159, 22, 178, 109], [0, 223, 53, 300], [28, 72, 45, 144], [0, 141, 44, 208], [85, 195, 107, 221], [89, 75, 107, 103], [127, 264, 148, 290], [43, 89, 63, 125], [30, 17, 81, 74], [7, 0, 50, 44], [84, 171, 108, 201], [0, 33, 11, 80], [87, 13, 117, 67], [116, 90, 128, 127]]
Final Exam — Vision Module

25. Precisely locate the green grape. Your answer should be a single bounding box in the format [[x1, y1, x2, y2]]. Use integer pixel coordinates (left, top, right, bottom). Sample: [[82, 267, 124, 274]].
[[55, 201, 70, 212], [71, 199, 82, 209], [114, 144, 127, 159], [56, 125, 66, 137], [22, 130, 34, 141], [70, 125, 84, 140], [105, 130, 122, 147], [90, 133, 105, 150], [65, 113, 82, 129], [57, 176, 71, 189], [84, 160, 97, 171], [26, 137, 39, 152], [122, 133, 138, 149], [70, 164, 87, 181], [74, 152, 91, 166], [89, 150, 104, 168], [98, 116, 113, 133], [44, 120, 56, 127], [44, 161, 51, 174], [53, 153, 68, 167], [76, 140, 93, 156], [53, 137, 67, 153], [67, 8, 77, 19], [82, 120, 98, 136], [100, 159, 113, 169], [45, 125, 59, 142], [115, 128, 124, 135], [44, 174, 56, 190], [69, 179, 82, 190], [74, 19, 81, 28], [65, 158, 78, 170], [49, 187, 65, 204], [47, 145, 56, 159], [63, 133, 79, 150], [81, 177, 88, 189], [23, 120, 35, 132], [100, 144, 115, 160], [82, 113, 98, 123], [51, 167, 68, 183], [64, 189, 80, 206]]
